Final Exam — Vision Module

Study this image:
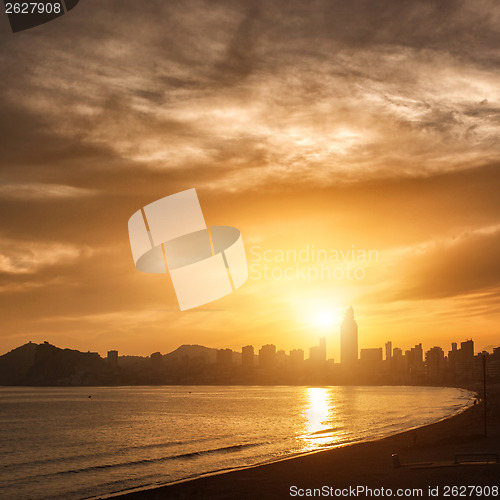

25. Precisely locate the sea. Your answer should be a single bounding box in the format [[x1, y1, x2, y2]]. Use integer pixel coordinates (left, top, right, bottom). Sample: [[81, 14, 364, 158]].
[[0, 385, 473, 500]]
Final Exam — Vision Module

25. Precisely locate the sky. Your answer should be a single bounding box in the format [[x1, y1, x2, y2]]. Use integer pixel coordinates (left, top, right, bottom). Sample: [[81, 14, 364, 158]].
[[1, 0, 500, 360]]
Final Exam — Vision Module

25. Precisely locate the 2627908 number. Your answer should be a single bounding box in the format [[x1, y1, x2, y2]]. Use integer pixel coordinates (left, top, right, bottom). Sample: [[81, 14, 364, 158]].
[[5, 3, 62, 14], [443, 485, 499, 497]]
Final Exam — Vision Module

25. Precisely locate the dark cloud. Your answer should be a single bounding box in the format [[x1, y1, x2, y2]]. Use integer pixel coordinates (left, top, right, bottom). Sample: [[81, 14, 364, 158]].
[[393, 229, 500, 301], [214, 4, 263, 84]]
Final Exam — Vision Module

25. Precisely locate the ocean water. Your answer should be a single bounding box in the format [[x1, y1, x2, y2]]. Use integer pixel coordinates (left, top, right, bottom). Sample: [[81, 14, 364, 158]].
[[0, 385, 472, 499]]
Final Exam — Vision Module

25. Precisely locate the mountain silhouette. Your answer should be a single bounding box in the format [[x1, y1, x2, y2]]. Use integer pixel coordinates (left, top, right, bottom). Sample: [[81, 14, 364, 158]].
[[0, 341, 104, 385], [0, 342, 241, 385]]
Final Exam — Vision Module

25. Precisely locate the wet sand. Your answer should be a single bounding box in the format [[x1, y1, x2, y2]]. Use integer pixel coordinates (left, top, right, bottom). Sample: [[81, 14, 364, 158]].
[[110, 388, 500, 500]]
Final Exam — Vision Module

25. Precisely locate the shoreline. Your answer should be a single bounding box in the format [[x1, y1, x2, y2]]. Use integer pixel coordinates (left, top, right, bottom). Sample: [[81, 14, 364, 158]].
[[100, 388, 500, 500]]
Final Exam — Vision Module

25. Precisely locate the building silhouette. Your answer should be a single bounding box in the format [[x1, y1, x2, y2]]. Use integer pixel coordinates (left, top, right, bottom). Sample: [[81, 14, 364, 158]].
[[456, 339, 474, 381], [425, 346, 445, 383], [289, 349, 304, 365], [340, 307, 358, 367], [107, 350, 118, 369], [405, 343, 424, 380], [259, 344, 277, 369], [360, 348, 383, 362], [461, 339, 474, 358], [309, 337, 327, 364], [392, 347, 404, 374], [150, 352, 163, 371], [276, 349, 287, 366], [448, 342, 458, 374], [216, 348, 233, 367], [241, 345, 254, 367], [385, 341, 392, 361]]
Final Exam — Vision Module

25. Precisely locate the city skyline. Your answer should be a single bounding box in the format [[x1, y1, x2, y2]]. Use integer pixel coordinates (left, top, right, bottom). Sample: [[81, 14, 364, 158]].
[[2, 328, 496, 388], [3, 305, 489, 365], [2, 304, 495, 362], [1, 303, 497, 386]]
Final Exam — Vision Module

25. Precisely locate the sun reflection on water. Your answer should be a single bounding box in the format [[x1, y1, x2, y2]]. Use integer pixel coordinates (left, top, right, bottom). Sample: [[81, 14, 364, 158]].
[[299, 387, 346, 452]]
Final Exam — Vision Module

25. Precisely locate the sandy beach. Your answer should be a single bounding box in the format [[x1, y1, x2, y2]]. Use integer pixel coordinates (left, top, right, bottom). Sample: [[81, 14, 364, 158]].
[[108, 386, 500, 500]]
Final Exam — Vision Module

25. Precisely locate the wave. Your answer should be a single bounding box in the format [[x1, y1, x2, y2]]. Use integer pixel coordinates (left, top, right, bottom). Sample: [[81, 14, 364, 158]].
[[2, 435, 237, 470], [0, 442, 267, 486], [308, 427, 343, 436]]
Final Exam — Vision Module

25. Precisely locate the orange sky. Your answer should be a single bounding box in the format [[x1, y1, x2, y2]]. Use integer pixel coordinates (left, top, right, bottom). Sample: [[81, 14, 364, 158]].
[[1, 0, 500, 360]]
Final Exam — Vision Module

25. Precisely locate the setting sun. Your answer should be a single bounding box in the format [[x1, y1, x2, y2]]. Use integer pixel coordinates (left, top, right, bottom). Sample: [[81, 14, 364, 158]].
[[313, 310, 339, 329]]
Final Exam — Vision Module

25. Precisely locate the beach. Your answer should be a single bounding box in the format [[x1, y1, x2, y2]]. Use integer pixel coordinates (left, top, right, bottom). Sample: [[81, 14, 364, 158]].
[[112, 387, 499, 500]]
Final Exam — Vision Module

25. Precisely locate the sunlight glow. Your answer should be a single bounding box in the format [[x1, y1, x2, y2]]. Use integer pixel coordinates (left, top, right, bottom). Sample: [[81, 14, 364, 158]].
[[313, 310, 337, 329]]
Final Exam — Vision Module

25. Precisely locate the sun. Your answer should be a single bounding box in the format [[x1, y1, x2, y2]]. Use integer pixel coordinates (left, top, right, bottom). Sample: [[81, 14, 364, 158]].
[[313, 309, 338, 329], [292, 295, 344, 332]]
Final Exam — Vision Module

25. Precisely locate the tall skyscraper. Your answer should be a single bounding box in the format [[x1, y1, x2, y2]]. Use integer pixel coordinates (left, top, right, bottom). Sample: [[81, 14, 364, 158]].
[[385, 341, 392, 361], [340, 306, 358, 366], [456, 339, 474, 380]]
